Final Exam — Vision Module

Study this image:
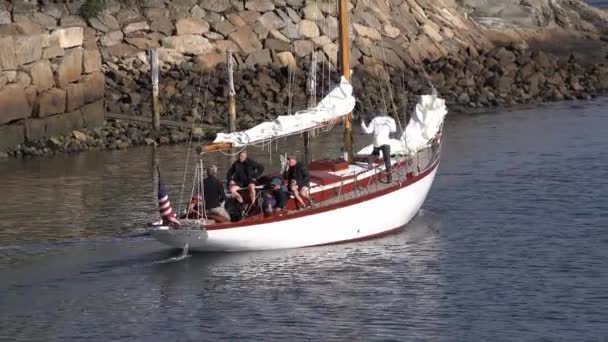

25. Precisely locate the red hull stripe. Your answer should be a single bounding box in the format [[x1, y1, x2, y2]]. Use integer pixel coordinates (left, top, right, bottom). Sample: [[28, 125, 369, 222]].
[[205, 157, 440, 231]]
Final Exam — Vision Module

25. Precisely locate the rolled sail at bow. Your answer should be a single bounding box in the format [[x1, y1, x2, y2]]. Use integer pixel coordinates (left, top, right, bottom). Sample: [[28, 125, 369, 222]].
[[212, 76, 356, 148]]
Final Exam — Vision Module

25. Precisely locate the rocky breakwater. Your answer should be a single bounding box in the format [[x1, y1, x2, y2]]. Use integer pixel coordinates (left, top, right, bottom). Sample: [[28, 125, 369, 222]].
[[421, 44, 608, 109], [1, 0, 608, 158], [98, 0, 491, 135], [0, 1, 106, 156]]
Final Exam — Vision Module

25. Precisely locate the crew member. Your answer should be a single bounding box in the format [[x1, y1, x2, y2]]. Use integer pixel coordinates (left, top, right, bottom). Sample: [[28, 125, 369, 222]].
[[226, 151, 264, 207], [361, 112, 397, 183], [203, 165, 230, 222], [283, 155, 310, 208], [262, 177, 289, 214]]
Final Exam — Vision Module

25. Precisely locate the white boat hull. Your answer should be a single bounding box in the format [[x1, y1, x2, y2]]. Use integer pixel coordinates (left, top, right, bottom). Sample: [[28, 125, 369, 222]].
[[151, 163, 438, 252]]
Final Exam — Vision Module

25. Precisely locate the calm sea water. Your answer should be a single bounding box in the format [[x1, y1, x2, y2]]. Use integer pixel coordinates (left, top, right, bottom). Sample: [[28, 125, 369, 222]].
[[589, 0, 608, 8], [1, 98, 607, 341]]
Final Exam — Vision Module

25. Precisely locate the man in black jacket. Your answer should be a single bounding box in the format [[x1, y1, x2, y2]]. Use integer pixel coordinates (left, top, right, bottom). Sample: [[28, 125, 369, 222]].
[[203, 165, 230, 222], [226, 151, 264, 206], [283, 155, 310, 208]]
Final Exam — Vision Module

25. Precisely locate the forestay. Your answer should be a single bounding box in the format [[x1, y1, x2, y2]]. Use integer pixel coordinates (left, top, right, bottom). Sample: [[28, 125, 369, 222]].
[[213, 77, 356, 147]]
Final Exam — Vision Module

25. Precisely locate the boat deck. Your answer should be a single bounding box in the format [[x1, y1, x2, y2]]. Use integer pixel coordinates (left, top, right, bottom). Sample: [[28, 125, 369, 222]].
[[222, 142, 440, 224]]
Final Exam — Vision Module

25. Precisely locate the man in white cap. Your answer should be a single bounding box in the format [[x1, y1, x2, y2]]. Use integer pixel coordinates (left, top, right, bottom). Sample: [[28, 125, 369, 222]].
[[361, 112, 397, 183]]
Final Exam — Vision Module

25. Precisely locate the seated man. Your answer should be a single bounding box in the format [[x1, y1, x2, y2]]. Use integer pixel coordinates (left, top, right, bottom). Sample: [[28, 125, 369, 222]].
[[283, 155, 310, 208], [203, 165, 231, 223], [186, 195, 202, 219], [261, 177, 289, 215], [226, 151, 264, 207]]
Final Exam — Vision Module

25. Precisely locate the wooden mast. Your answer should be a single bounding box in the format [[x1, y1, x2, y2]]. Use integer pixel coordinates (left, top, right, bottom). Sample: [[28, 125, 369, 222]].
[[338, 0, 353, 161]]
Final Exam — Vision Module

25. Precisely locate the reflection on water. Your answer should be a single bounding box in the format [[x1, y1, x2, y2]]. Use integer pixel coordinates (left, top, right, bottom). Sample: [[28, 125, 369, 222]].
[[1, 98, 608, 341], [0, 128, 370, 245]]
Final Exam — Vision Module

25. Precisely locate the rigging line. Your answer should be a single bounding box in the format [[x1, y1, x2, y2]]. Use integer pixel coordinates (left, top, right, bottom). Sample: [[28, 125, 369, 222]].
[[178, 69, 212, 215], [186, 162, 198, 219], [378, 41, 403, 131], [178, 67, 207, 215], [200, 158, 207, 221], [287, 47, 294, 115], [376, 71, 389, 120]]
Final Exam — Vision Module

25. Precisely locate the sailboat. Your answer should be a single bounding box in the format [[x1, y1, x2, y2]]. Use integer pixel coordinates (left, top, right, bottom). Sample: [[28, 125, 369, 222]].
[[150, 0, 447, 252]]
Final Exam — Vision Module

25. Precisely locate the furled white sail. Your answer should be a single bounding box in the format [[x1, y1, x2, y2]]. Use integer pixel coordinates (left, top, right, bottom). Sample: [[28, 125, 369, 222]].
[[403, 94, 447, 152], [213, 77, 356, 147]]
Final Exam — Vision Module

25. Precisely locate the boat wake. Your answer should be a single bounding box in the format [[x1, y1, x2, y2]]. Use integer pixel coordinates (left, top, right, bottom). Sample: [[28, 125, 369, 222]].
[[152, 244, 191, 264]]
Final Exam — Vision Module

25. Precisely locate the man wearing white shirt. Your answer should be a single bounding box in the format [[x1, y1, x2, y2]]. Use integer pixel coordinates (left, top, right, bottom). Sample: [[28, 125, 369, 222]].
[[361, 113, 397, 183]]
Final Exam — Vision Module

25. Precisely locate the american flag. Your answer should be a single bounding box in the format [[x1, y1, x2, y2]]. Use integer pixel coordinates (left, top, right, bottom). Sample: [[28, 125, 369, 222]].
[[158, 176, 181, 227]]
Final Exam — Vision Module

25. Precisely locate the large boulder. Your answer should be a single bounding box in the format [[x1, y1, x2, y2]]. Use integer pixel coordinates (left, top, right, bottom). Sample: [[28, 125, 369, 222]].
[[43, 35, 64, 59], [0, 36, 18, 70], [30, 13, 57, 30], [150, 16, 174, 35], [24, 118, 46, 141], [276, 51, 296, 68], [25, 59, 54, 92], [0, 85, 32, 125], [123, 21, 150, 34], [88, 13, 120, 33], [294, 39, 314, 57], [229, 27, 263, 54], [383, 25, 401, 39], [55, 48, 83, 88], [162, 35, 214, 55], [15, 34, 43, 65], [175, 18, 210, 35], [201, 0, 232, 12], [195, 52, 226, 70], [60, 16, 87, 28], [265, 38, 291, 51], [45, 110, 83, 137], [258, 11, 285, 31], [106, 43, 139, 58], [303, 3, 323, 20], [81, 72, 105, 104], [36, 88, 67, 118], [12, 0, 39, 14], [66, 83, 85, 112], [318, 15, 338, 39], [353, 23, 381, 40], [215, 39, 240, 53], [245, 0, 275, 12], [297, 20, 320, 38], [82, 49, 102, 74], [244, 49, 272, 68], [51, 27, 84, 48], [100, 30, 124, 47], [81, 100, 105, 128], [214, 20, 237, 37]]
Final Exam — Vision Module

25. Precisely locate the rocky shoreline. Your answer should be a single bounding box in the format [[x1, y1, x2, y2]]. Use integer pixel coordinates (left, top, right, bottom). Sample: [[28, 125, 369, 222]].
[[2, 0, 608, 159], [2, 42, 607, 159]]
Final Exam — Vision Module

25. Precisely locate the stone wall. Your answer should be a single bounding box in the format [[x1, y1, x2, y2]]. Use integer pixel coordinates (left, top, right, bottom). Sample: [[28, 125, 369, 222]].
[[0, 0, 606, 155], [0, 1, 105, 152]]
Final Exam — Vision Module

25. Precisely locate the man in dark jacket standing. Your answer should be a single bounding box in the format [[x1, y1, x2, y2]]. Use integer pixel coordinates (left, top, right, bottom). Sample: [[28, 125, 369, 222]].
[[226, 151, 264, 207], [283, 155, 310, 208]]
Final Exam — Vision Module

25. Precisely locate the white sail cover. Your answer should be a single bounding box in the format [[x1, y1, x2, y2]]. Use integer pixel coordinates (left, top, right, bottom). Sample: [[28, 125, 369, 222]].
[[357, 94, 447, 156], [213, 77, 356, 147], [403, 94, 447, 152]]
